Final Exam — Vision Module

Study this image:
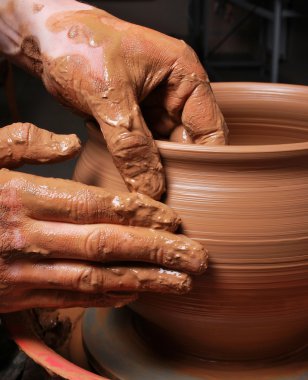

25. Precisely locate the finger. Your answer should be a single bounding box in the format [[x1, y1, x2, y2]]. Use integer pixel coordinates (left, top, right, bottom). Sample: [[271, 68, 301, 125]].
[[90, 87, 165, 200], [145, 79, 228, 145], [2, 170, 180, 232], [0, 122, 81, 168], [169, 125, 193, 144], [11, 260, 192, 294], [3, 291, 137, 312], [181, 82, 229, 145], [155, 44, 228, 145], [27, 221, 207, 274]]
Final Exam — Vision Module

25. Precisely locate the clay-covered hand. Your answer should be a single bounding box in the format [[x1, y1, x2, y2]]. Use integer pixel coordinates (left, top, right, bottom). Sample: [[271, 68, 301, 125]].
[[0, 0, 228, 199], [42, 8, 228, 199], [0, 123, 207, 313]]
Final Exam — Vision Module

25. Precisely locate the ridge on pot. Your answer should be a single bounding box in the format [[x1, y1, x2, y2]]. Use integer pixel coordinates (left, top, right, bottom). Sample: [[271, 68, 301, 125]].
[[74, 83, 308, 361]]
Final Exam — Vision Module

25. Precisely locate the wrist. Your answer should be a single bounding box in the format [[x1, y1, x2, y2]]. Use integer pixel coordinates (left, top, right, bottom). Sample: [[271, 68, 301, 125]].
[[0, 0, 92, 62]]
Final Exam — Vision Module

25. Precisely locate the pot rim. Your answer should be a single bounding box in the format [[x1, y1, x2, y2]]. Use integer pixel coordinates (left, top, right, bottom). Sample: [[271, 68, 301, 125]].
[[88, 82, 308, 162], [156, 140, 308, 162], [158, 82, 308, 161]]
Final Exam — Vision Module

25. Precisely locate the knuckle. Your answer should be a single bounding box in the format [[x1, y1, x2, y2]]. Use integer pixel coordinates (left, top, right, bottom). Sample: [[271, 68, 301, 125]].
[[69, 190, 99, 222], [181, 41, 195, 55], [9, 122, 33, 146], [1, 175, 27, 194], [111, 132, 152, 161], [0, 227, 25, 254], [183, 43, 202, 66], [173, 42, 208, 82], [174, 40, 197, 62], [0, 186, 25, 254], [84, 229, 101, 258], [78, 267, 101, 291], [0, 185, 17, 210], [2, 123, 38, 165], [84, 228, 111, 260]]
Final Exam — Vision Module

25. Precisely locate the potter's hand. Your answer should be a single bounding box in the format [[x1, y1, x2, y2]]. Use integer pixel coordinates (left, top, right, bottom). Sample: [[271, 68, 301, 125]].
[[0, 123, 207, 313], [0, 0, 228, 200]]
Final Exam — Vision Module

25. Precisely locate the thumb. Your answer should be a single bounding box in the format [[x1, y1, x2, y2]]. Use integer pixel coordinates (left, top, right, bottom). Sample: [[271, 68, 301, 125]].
[[0, 122, 81, 169], [91, 92, 165, 200]]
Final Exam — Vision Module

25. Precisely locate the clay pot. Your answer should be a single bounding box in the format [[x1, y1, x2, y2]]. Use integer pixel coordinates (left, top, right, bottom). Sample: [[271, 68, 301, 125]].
[[74, 83, 308, 361]]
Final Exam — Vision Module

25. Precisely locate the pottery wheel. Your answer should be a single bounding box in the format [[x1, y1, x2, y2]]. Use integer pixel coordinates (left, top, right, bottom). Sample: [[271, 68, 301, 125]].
[[82, 308, 308, 380]]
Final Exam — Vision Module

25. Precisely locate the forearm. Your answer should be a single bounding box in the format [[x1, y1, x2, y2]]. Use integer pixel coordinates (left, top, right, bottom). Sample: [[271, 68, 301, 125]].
[[0, 0, 92, 70]]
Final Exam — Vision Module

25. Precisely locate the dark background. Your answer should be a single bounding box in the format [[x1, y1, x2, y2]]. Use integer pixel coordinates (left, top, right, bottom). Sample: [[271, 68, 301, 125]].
[[1, 0, 308, 180]]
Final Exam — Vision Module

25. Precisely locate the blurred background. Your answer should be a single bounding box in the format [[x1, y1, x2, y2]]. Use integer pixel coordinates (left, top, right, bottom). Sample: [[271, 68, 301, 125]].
[[1, 0, 308, 179]]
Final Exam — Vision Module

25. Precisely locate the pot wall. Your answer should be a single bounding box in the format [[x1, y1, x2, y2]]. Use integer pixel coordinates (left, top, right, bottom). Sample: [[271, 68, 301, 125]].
[[74, 83, 308, 361]]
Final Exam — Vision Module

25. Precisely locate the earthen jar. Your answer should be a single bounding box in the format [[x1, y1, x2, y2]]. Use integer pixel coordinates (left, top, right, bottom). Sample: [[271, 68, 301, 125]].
[[74, 83, 308, 361]]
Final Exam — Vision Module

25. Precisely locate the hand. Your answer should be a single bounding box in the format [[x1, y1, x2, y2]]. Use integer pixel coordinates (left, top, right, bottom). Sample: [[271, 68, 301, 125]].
[[0, 123, 207, 313], [42, 7, 228, 199], [0, 0, 228, 199]]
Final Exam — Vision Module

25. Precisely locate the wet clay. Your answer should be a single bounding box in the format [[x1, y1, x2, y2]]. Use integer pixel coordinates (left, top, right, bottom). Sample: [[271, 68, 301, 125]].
[[0, 122, 81, 168], [0, 168, 206, 311], [0, 120, 207, 313], [20, 36, 43, 76], [1, 1, 229, 198], [1, 3, 228, 199], [74, 82, 308, 361], [46, 10, 122, 48], [42, 52, 166, 199]]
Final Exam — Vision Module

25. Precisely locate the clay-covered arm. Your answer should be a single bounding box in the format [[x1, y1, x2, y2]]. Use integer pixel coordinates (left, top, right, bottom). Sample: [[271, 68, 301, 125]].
[[0, 0, 228, 200], [0, 0, 90, 56]]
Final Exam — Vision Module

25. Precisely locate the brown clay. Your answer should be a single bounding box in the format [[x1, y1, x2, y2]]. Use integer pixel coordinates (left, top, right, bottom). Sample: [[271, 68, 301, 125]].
[[0, 122, 207, 313], [0, 167, 206, 312], [74, 82, 308, 361], [20, 35, 43, 76], [46, 10, 120, 48], [0, 122, 81, 167]]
